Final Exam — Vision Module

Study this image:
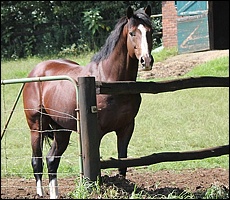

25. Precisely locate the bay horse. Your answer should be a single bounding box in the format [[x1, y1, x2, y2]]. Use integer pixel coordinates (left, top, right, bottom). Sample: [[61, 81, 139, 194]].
[[23, 5, 154, 199]]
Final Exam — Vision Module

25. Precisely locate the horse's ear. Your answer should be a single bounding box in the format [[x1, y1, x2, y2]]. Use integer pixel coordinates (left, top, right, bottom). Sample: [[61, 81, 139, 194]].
[[145, 5, 151, 17], [127, 6, 133, 19]]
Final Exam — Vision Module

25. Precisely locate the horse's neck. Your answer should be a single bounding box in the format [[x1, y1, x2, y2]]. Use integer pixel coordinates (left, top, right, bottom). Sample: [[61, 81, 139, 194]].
[[97, 36, 139, 81]]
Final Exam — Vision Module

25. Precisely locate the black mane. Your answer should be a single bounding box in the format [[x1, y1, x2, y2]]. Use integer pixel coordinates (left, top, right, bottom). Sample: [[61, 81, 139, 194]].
[[91, 7, 152, 63], [91, 16, 127, 63]]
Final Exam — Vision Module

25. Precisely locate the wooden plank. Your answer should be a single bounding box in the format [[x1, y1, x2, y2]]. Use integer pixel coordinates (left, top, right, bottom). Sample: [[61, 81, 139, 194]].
[[177, 1, 208, 16], [177, 12, 210, 53], [100, 145, 229, 169], [176, 1, 210, 53], [96, 76, 229, 95]]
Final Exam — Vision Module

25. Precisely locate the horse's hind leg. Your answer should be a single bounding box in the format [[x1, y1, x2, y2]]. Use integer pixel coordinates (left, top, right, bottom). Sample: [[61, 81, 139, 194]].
[[30, 130, 44, 197], [29, 118, 51, 197], [46, 129, 71, 199], [25, 107, 52, 197]]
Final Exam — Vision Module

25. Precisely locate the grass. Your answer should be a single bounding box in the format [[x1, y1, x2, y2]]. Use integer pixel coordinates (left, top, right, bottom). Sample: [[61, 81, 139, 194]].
[[1, 48, 229, 198], [185, 56, 229, 77], [67, 179, 229, 199], [151, 46, 178, 62]]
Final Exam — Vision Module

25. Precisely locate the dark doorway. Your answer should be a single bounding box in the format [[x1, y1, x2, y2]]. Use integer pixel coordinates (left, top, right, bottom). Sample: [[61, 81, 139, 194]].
[[210, 1, 229, 49]]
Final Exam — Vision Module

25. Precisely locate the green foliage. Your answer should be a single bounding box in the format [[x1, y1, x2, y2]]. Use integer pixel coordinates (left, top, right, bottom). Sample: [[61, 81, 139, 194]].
[[83, 8, 110, 35], [204, 184, 229, 199], [82, 7, 111, 50], [67, 178, 230, 199], [68, 177, 101, 199], [1, 1, 162, 60], [152, 16, 163, 48], [58, 43, 90, 58], [1, 1, 57, 59]]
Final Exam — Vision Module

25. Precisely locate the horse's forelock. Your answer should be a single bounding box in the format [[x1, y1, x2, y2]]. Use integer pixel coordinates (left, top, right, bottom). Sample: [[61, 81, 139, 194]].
[[133, 9, 152, 28]]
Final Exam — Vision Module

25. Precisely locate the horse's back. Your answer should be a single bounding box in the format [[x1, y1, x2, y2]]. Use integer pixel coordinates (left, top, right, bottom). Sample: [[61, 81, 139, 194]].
[[27, 59, 81, 77]]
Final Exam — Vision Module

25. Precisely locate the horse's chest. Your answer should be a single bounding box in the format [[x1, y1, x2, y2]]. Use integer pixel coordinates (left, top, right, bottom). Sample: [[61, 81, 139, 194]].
[[97, 94, 141, 131]]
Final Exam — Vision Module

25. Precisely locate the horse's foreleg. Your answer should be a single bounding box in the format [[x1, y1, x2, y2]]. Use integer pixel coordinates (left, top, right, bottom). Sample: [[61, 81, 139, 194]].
[[46, 131, 71, 199], [31, 131, 44, 197], [116, 120, 135, 177]]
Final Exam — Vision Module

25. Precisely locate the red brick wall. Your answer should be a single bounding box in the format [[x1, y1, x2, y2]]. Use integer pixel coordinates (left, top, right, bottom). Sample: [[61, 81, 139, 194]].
[[162, 1, 178, 48]]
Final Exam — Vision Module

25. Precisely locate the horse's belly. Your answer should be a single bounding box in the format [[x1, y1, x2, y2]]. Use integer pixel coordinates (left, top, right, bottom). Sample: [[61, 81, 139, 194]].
[[97, 94, 141, 133]]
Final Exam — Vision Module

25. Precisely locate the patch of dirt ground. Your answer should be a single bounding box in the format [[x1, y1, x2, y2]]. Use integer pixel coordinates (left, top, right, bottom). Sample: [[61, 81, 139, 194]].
[[1, 168, 229, 199], [1, 50, 229, 199], [138, 49, 229, 79]]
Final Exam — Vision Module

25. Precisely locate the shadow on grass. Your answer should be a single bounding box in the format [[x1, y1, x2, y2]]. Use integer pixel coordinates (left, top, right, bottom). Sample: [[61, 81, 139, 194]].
[[101, 174, 229, 199]]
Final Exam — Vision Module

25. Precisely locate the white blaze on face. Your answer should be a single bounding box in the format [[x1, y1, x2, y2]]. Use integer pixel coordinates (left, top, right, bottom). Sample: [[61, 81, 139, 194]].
[[137, 24, 149, 59]]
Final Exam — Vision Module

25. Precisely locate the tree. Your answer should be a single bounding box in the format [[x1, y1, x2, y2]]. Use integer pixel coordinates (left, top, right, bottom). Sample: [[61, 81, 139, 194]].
[[1, 1, 162, 60]]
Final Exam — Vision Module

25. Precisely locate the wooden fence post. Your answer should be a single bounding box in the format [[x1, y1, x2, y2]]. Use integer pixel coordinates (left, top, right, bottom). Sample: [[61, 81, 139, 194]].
[[78, 77, 101, 181]]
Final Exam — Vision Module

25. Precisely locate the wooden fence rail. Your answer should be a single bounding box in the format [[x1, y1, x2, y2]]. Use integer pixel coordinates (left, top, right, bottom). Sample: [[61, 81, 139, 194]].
[[96, 76, 229, 95], [100, 144, 229, 169], [78, 76, 229, 181]]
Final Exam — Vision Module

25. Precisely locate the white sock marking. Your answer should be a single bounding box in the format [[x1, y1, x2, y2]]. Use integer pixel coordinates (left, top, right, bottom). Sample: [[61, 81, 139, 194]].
[[36, 179, 44, 197], [49, 178, 58, 199]]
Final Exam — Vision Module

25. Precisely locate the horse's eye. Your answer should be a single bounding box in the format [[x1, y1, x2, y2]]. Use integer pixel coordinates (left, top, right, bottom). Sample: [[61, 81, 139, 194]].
[[129, 32, 135, 37]]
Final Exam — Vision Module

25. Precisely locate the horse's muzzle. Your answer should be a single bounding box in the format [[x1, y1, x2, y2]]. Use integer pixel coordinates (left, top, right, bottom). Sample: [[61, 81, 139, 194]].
[[139, 54, 154, 71]]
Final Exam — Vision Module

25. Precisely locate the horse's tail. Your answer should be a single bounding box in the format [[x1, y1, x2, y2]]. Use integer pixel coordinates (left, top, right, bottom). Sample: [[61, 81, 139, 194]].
[[44, 132, 54, 147]]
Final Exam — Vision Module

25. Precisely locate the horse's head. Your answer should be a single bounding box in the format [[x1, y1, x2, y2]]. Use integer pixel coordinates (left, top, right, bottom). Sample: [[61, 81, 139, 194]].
[[126, 5, 154, 71]]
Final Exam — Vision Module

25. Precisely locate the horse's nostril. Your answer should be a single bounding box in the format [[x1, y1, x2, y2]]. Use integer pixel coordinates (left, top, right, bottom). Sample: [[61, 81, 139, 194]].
[[151, 55, 154, 66], [141, 57, 145, 65]]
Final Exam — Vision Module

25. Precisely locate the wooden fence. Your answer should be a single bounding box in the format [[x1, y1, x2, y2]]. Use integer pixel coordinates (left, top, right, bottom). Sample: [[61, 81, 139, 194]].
[[77, 76, 229, 181]]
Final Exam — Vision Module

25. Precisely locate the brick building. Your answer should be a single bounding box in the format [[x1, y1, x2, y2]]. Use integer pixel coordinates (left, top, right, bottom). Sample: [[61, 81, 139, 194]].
[[161, 1, 229, 53], [162, 1, 178, 48]]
